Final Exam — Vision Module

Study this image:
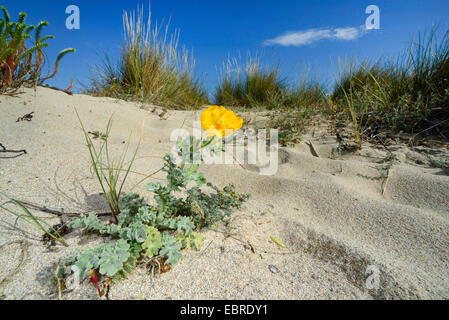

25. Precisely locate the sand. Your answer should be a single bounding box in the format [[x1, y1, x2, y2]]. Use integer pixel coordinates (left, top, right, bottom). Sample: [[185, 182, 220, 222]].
[[0, 87, 448, 300]]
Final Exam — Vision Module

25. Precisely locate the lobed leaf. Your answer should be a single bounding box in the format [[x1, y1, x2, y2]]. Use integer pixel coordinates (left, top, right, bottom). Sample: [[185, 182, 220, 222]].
[[142, 226, 162, 258], [160, 234, 182, 265]]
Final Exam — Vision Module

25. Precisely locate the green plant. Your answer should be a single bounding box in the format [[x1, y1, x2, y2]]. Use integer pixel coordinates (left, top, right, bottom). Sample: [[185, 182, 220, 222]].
[[215, 53, 324, 111], [88, 130, 108, 141], [64, 133, 249, 285], [340, 80, 368, 144], [376, 152, 398, 179], [376, 152, 398, 195], [267, 107, 313, 146], [215, 54, 286, 109], [76, 111, 140, 224], [423, 153, 449, 170], [330, 141, 344, 160], [277, 127, 300, 147], [270, 114, 303, 147], [332, 28, 449, 134], [85, 5, 208, 109], [0, 5, 75, 92], [288, 78, 325, 109]]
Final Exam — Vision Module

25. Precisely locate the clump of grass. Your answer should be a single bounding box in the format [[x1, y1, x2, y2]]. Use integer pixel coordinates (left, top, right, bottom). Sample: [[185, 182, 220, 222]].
[[215, 53, 324, 111], [76, 111, 141, 224], [336, 61, 370, 144], [289, 78, 326, 110], [376, 152, 398, 179], [215, 54, 287, 109], [332, 28, 449, 136], [0, 5, 75, 93], [85, 6, 208, 109]]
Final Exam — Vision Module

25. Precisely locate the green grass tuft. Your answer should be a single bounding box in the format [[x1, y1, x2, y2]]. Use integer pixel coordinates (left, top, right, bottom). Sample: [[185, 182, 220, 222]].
[[215, 53, 324, 111], [85, 5, 208, 109], [332, 28, 449, 135]]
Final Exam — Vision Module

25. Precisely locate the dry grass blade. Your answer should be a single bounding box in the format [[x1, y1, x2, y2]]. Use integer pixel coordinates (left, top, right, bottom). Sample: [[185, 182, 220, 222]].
[[0, 192, 68, 246]]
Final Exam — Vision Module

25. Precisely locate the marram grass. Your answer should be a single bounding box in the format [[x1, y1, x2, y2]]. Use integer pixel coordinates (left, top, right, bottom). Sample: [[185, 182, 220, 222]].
[[332, 28, 449, 134], [85, 6, 208, 109]]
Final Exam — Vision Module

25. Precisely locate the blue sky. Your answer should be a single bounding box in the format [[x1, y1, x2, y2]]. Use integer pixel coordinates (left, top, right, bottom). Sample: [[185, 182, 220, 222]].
[[4, 0, 449, 97]]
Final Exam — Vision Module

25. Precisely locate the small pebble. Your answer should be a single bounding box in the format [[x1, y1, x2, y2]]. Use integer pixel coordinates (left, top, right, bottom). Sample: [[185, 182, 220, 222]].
[[268, 265, 279, 274]]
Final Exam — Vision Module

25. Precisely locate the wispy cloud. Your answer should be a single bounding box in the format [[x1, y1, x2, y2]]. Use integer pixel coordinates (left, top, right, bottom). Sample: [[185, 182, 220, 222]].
[[264, 26, 367, 47]]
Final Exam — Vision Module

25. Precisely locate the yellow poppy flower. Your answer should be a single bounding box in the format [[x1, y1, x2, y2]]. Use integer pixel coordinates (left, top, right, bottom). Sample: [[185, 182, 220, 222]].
[[201, 105, 243, 138]]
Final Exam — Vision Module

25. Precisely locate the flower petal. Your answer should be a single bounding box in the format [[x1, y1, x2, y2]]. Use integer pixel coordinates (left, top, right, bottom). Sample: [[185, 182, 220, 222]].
[[201, 106, 227, 130], [201, 105, 244, 138]]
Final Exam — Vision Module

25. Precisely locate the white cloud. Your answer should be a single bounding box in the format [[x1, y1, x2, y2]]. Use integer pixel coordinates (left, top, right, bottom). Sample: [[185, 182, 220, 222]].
[[264, 26, 367, 47], [263, 29, 331, 46], [334, 27, 365, 40]]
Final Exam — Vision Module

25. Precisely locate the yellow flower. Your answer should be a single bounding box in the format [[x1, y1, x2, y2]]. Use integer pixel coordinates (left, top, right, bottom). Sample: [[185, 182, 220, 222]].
[[201, 105, 243, 138]]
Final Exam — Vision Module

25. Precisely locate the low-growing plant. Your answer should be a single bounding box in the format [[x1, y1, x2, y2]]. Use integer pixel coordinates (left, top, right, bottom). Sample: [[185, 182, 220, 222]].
[[422, 152, 449, 171], [0, 5, 75, 92], [330, 140, 345, 160], [376, 151, 398, 195], [62, 106, 249, 292], [268, 109, 309, 146], [376, 152, 398, 179]]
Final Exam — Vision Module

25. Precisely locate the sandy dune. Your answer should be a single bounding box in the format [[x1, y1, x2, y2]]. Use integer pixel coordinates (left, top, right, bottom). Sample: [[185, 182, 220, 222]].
[[0, 87, 448, 300]]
